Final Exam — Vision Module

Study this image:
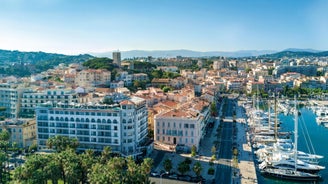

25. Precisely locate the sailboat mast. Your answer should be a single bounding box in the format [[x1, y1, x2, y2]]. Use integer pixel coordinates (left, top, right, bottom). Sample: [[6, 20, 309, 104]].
[[274, 95, 278, 141], [294, 95, 298, 171], [268, 100, 271, 130]]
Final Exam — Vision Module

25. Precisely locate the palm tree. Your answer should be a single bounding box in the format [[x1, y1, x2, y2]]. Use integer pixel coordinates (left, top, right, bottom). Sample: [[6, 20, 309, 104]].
[[100, 146, 112, 164], [193, 162, 202, 178], [140, 158, 153, 183], [80, 149, 95, 183], [88, 163, 109, 184], [178, 161, 190, 175], [163, 158, 172, 173]]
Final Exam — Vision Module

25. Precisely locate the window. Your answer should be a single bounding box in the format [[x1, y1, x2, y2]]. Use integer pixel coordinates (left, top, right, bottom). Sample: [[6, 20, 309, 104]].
[[168, 137, 170, 141], [162, 136, 165, 141], [191, 138, 194, 144], [173, 122, 176, 128], [185, 131, 188, 136], [162, 122, 165, 127], [185, 138, 188, 143], [162, 129, 165, 134], [184, 124, 189, 128], [191, 131, 194, 136], [157, 129, 159, 134], [190, 124, 195, 129]]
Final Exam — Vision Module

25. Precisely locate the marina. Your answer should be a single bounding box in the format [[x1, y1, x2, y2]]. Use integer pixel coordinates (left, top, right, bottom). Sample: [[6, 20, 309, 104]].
[[243, 97, 328, 183]]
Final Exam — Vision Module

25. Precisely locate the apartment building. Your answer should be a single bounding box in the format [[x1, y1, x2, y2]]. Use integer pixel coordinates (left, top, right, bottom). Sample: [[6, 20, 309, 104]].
[[133, 73, 149, 82], [20, 89, 79, 118], [75, 69, 111, 87], [36, 96, 148, 157], [0, 83, 26, 118], [274, 65, 317, 77], [226, 79, 243, 92], [246, 81, 265, 94], [0, 119, 36, 148]]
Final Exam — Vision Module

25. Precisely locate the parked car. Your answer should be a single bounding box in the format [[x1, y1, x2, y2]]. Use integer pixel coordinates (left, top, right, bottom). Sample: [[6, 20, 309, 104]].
[[150, 171, 159, 177]]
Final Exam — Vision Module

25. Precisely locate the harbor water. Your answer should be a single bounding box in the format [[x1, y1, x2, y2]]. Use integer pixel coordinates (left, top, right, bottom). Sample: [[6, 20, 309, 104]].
[[258, 108, 328, 184]]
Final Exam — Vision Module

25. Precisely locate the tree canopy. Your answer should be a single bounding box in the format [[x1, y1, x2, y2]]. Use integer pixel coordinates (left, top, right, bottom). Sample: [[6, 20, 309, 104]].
[[82, 57, 117, 71]]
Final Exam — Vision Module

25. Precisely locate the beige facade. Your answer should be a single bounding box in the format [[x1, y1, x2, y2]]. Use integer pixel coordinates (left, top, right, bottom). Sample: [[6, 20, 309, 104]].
[[154, 98, 209, 151], [0, 119, 36, 148], [75, 69, 111, 87]]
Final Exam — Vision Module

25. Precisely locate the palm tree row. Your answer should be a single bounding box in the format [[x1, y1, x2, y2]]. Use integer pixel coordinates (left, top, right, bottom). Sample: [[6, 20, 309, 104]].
[[13, 136, 153, 184]]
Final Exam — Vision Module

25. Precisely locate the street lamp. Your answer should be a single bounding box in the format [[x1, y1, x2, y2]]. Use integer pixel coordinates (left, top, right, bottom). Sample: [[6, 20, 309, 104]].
[[160, 172, 169, 184]]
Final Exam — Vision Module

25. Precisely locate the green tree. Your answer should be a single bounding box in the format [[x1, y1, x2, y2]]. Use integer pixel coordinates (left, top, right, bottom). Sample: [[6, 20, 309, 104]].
[[44, 155, 61, 184], [191, 145, 197, 157], [79, 149, 95, 184], [103, 97, 114, 105], [211, 145, 216, 155], [150, 69, 163, 79], [13, 154, 49, 184], [193, 162, 203, 178], [0, 130, 10, 183], [57, 148, 81, 184], [210, 102, 217, 116], [28, 142, 38, 153], [178, 161, 190, 175], [100, 146, 112, 164], [162, 86, 172, 93], [267, 67, 275, 75], [47, 135, 79, 152], [163, 158, 173, 173], [82, 57, 116, 71]]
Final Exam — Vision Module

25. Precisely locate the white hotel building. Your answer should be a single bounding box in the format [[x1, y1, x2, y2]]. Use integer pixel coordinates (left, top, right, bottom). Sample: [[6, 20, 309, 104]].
[[36, 96, 148, 157]]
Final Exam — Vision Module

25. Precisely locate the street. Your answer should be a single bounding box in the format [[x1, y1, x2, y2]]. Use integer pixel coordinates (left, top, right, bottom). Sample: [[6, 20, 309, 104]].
[[215, 98, 235, 184]]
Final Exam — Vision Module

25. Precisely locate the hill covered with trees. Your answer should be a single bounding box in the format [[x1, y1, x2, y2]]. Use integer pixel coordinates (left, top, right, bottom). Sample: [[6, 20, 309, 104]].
[[0, 49, 93, 77]]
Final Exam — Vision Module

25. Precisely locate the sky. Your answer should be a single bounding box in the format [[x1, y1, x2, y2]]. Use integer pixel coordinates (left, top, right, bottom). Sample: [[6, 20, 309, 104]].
[[0, 0, 328, 55]]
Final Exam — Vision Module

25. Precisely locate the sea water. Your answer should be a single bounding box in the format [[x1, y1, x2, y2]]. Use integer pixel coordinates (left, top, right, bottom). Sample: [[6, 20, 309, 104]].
[[258, 108, 328, 184]]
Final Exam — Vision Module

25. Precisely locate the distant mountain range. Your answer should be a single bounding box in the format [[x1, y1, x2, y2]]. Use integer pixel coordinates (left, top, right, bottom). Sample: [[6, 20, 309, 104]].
[[91, 49, 277, 58], [1, 48, 328, 68]]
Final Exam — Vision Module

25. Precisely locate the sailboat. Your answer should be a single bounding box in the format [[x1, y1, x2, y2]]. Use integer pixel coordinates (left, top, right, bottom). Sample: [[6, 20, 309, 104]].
[[260, 97, 322, 181]]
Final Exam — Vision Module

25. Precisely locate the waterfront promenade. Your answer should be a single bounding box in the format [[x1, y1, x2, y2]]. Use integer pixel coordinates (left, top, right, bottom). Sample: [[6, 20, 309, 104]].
[[232, 100, 257, 184]]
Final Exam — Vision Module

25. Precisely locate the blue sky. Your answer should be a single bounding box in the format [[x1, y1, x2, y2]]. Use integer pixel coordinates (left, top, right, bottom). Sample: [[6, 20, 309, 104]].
[[0, 0, 327, 54]]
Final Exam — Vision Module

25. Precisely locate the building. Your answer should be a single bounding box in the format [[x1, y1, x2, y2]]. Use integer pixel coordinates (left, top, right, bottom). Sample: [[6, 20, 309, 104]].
[[113, 52, 121, 67], [36, 96, 149, 157], [0, 83, 26, 118], [154, 98, 209, 152], [110, 81, 125, 89], [0, 119, 36, 148], [75, 69, 111, 88], [133, 73, 149, 82], [246, 81, 265, 94], [274, 65, 317, 77], [20, 89, 79, 118]]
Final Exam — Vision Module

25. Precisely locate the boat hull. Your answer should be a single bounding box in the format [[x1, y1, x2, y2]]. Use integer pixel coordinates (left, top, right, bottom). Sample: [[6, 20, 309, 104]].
[[261, 170, 320, 181]]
